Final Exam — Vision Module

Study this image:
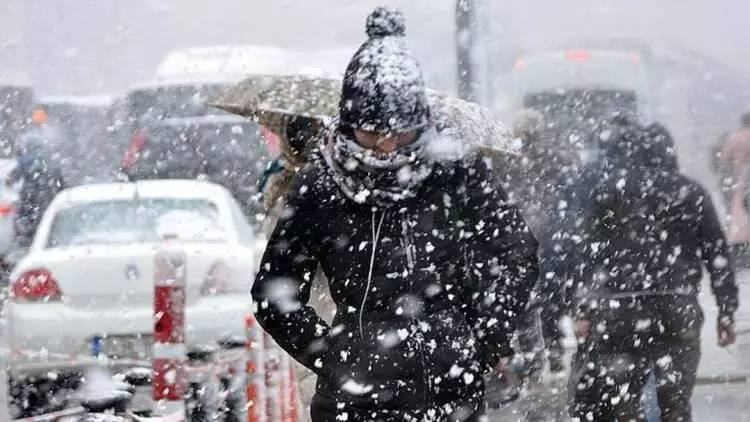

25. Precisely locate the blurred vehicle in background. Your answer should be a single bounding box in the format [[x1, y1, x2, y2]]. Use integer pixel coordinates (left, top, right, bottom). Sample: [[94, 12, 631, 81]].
[[508, 49, 652, 165], [4, 179, 257, 415], [131, 45, 338, 136], [0, 80, 35, 158], [36, 95, 116, 185], [154, 44, 349, 81], [156, 45, 298, 81], [110, 45, 352, 222], [111, 77, 235, 147], [121, 115, 268, 223]]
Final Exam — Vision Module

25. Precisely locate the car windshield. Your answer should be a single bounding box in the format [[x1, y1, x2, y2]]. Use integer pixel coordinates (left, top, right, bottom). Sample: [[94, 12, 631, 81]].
[[46, 198, 226, 248]]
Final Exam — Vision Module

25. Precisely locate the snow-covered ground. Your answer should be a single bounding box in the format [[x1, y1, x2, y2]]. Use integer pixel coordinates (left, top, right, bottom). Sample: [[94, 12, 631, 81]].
[[696, 269, 750, 380], [688, 269, 750, 421], [692, 384, 750, 421]]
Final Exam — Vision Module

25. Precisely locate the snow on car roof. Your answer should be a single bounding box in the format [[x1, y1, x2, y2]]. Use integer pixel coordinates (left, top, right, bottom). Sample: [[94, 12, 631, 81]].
[[155, 45, 294, 81], [57, 180, 229, 205], [150, 45, 353, 88], [155, 114, 252, 127], [130, 45, 355, 93], [128, 77, 239, 92], [38, 94, 115, 108]]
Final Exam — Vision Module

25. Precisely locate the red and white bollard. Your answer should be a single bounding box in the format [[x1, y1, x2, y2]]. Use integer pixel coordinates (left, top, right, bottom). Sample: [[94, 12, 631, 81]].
[[153, 241, 188, 418], [280, 354, 301, 422], [264, 333, 283, 422], [286, 361, 301, 422], [245, 314, 267, 422]]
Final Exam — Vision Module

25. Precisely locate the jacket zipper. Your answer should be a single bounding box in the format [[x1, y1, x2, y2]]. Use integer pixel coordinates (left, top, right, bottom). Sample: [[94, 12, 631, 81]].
[[401, 213, 432, 408], [359, 209, 386, 339]]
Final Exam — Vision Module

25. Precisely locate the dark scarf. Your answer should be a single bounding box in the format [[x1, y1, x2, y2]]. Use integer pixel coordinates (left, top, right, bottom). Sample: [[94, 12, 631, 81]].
[[322, 126, 435, 206]]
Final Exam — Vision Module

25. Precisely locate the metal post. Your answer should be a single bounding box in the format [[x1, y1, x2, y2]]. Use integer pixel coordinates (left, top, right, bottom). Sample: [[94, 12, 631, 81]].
[[153, 241, 187, 418], [0, 343, 9, 420], [456, 0, 477, 102]]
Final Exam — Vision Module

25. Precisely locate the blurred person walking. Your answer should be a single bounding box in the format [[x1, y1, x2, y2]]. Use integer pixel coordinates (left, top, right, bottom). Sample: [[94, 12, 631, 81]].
[[506, 109, 569, 379], [720, 112, 750, 248], [568, 119, 738, 422], [7, 133, 65, 248], [251, 7, 538, 421]]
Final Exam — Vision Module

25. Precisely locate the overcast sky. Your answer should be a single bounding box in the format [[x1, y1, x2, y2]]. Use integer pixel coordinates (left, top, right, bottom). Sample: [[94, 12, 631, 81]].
[[0, 0, 748, 95]]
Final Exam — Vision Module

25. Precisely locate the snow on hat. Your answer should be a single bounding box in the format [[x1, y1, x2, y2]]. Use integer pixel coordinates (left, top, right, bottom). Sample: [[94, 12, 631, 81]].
[[339, 7, 430, 134]]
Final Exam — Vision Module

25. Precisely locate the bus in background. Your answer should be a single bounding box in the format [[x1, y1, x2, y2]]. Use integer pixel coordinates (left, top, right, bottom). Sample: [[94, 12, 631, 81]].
[[508, 49, 652, 165]]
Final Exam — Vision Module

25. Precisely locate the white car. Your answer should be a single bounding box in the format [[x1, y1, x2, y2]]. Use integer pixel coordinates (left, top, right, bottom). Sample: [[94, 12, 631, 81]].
[[5, 180, 259, 377]]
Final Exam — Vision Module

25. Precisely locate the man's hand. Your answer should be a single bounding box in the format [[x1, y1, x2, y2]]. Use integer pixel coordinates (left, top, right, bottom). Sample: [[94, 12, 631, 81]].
[[492, 357, 511, 377], [574, 319, 591, 339], [485, 357, 520, 406], [718, 317, 736, 347]]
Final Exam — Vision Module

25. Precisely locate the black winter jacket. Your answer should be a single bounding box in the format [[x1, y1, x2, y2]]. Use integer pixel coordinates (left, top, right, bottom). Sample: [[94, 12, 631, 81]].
[[575, 159, 738, 323], [251, 152, 538, 419]]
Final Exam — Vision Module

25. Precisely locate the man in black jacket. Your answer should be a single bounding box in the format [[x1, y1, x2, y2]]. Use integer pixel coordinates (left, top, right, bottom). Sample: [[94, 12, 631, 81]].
[[569, 119, 739, 422], [251, 7, 538, 422]]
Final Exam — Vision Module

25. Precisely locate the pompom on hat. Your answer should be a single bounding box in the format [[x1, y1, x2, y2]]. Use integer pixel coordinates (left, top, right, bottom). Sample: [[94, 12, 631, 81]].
[[339, 7, 431, 134]]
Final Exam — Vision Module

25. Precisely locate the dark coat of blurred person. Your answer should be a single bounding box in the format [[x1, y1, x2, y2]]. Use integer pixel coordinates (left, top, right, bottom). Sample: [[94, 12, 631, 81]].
[[251, 7, 538, 421], [7, 133, 66, 248], [506, 109, 571, 377], [569, 120, 738, 422]]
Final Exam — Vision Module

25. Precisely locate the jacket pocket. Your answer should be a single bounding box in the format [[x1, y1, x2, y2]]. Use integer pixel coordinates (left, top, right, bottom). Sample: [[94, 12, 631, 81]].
[[320, 331, 419, 389]]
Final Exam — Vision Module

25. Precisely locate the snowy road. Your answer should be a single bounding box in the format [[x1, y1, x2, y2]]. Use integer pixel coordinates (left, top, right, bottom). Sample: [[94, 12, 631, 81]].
[[488, 382, 750, 421]]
